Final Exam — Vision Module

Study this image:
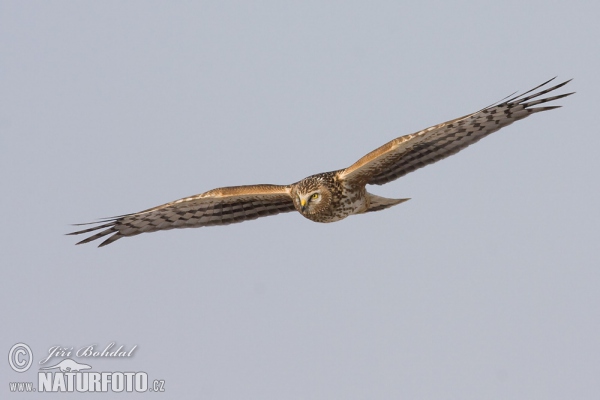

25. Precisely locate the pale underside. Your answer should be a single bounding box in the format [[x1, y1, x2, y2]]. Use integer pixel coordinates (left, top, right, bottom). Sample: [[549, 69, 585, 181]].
[[69, 78, 573, 246]]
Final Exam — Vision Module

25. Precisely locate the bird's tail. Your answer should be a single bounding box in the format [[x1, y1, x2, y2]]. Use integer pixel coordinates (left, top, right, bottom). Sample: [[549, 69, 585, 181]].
[[365, 193, 410, 213]]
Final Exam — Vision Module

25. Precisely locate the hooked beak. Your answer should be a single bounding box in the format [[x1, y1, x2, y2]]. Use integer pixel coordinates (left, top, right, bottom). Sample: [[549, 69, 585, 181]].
[[300, 198, 306, 213]]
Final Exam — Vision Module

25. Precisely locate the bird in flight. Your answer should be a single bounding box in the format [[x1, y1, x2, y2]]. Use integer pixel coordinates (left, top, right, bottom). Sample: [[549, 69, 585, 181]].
[[70, 78, 573, 247]]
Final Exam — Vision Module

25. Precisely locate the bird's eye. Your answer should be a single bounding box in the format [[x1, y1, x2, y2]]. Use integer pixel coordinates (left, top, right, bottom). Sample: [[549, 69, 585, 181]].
[[312, 193, 319, 199]]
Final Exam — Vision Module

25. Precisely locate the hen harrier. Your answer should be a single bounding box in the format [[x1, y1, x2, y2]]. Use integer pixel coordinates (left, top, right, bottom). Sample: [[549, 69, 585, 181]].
[[70, 78, 573, 247]]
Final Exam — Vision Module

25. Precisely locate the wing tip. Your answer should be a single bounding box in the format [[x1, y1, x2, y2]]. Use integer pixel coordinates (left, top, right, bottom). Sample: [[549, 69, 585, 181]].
[[70, 225, 118, 246], [98, 233, 123, 247]]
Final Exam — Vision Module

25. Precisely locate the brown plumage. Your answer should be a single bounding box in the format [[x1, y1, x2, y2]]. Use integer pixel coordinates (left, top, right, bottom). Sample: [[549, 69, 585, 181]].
[[69, 78, 573, 247]]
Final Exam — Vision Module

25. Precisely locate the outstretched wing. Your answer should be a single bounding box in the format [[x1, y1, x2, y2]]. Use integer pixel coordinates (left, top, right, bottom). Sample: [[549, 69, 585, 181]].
[[68, 184, 295, 247], [339, 78, 574, 186]]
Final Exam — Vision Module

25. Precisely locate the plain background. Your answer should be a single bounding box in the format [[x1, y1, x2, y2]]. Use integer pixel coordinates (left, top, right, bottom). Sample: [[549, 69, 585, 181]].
[[2, 1, 599, 399]]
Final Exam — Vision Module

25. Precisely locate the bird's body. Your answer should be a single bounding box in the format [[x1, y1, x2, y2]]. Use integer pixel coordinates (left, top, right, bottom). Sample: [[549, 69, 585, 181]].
[[291, 171, 369, 223], [70, 78, 573, 247]]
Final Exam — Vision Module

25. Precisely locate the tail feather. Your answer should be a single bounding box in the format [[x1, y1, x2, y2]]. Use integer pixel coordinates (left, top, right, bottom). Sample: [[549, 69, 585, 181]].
[[365, 193, 410, 213]]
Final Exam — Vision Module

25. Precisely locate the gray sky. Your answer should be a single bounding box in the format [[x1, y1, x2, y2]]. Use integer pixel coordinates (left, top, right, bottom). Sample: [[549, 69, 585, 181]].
[[2, 1, 599, 399]]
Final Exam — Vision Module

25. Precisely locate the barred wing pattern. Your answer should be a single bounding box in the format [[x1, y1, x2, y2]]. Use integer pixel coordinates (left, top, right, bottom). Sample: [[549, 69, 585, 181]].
[[70, 78, 572, 247], [340, 78, 573, 186], [68, 185, 295, 247]]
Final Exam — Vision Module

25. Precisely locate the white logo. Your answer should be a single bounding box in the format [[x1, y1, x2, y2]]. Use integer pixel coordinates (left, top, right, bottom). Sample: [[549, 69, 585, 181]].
[[8, 343, 33, 373], [39, 358, 91, 372], [37, 369, 151, 393], [7, 342, 165, 393]]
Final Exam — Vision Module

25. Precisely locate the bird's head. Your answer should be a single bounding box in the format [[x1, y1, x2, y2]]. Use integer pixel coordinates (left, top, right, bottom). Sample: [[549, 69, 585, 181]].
[[292, 177, 332, 216]]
